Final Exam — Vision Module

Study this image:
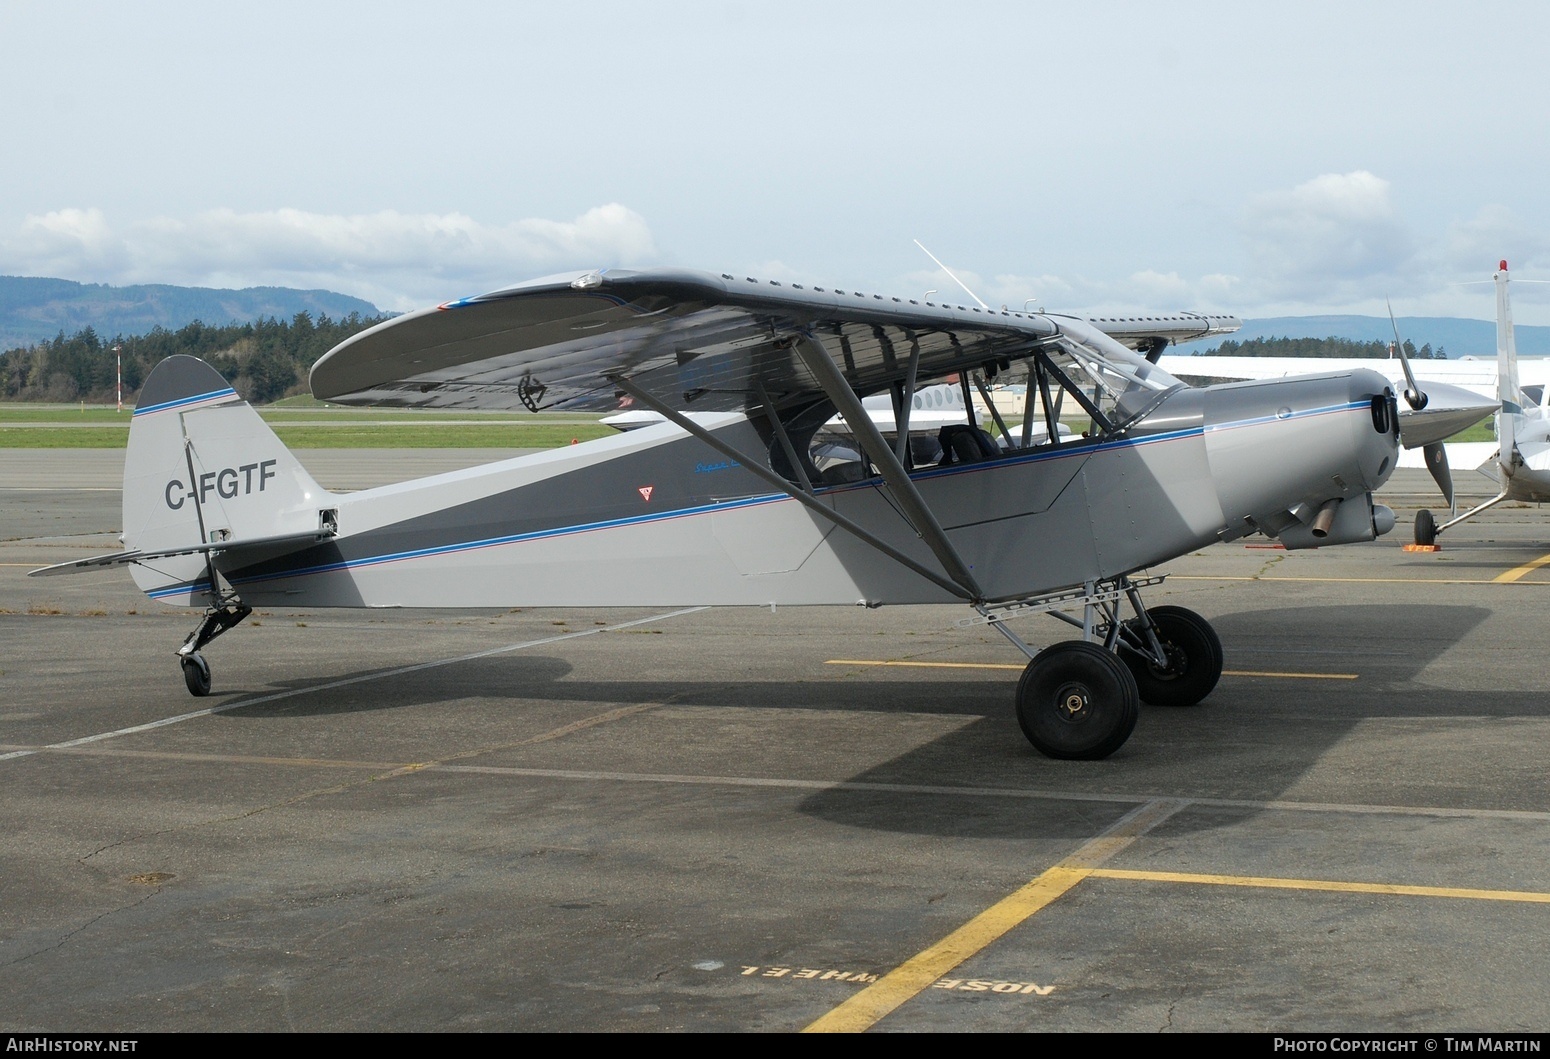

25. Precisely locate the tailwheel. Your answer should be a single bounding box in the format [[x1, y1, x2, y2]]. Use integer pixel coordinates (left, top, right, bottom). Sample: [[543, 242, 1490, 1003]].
[[1015, 641, 1139, 760], [1414, 509, 1438, 546], [181, 652, 212, 697], [1120, 605, 1223, 708], [175, 588, 250, 698]]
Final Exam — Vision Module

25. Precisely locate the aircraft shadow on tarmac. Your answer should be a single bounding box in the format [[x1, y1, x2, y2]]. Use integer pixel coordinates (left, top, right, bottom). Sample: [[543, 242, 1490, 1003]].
[[216, 602, 1538, 840]]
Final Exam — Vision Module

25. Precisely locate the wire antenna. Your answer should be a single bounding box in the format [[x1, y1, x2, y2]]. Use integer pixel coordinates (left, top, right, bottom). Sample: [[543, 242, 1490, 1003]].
[[913, 240, 989, 309]]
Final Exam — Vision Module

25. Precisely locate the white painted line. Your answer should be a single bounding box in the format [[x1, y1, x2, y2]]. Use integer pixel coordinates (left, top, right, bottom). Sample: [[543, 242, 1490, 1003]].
[[428, 766, 1550, 823], [0, 607, 708, 763]]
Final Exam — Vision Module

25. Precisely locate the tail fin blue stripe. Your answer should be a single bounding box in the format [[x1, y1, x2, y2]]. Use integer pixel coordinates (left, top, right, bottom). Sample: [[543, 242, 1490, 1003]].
[[133, 387, 237, 417]]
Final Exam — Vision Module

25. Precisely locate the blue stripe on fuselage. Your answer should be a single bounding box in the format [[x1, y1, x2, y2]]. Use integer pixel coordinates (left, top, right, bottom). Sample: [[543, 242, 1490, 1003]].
[[222, 401, 1369, 587]]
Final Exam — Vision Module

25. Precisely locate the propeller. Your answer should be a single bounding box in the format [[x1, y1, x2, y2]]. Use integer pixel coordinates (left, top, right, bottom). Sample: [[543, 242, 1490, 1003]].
[[1388, 301, 1454, 513], [1388, 300, 1428, 411]]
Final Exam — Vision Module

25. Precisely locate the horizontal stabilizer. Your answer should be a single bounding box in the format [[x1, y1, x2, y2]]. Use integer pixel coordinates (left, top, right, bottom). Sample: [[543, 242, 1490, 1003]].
[[28, 527, 337, 578]]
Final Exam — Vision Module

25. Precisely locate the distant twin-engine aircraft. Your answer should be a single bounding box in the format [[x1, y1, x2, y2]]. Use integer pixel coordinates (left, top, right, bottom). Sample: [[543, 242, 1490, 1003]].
[[33, 267, 1404, 759]]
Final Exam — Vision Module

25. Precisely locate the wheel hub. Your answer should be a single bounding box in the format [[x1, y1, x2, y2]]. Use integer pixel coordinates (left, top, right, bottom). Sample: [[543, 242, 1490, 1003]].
[[1148, 642, 1186, 680], [1055, 683, 1091, 721]]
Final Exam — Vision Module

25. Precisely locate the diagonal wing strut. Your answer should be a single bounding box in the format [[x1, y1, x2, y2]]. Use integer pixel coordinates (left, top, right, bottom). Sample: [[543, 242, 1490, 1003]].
[[793, 332, 985, 602], [607, 374, 975, 602]]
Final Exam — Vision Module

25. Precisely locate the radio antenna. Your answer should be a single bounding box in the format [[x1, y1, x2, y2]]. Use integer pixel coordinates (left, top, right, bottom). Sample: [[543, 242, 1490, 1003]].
[[914, 239, 989, 309]]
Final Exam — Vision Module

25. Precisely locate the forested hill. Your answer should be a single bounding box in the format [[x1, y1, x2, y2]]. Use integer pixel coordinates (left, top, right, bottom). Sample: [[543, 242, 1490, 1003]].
[[0, 313, 391, 404], [0, 275, 381, 352], [1204, 336, 1448, 359], [1188, 315, 1550, 357]]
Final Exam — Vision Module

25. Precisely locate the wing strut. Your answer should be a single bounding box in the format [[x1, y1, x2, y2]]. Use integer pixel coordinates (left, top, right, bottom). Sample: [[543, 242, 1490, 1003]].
[[754, 380, 815, 495], [894, 337, 921, 466], [607, 374, 974, 601], [1039, 348, 1113, 434], [973, 373, 1015, 447], [793, 333, 986, 602]]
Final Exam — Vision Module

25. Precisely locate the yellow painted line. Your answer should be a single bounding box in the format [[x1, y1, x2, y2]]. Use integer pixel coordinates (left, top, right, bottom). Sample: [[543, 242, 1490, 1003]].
[[803, 867, 1090, 1033], [43, 747, 404, 770], [803, 799, 1185, 1033], [1222, 669, 1357, 680], [828, 660, 1356, 680], [1494, 551, 1550, 583], [807, 828, 1550, 1033], [1088, 868, 1550, 905]]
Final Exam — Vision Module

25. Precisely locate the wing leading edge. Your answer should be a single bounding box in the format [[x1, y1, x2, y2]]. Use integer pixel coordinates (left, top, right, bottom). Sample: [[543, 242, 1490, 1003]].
[[311, 267, 1223, 415]]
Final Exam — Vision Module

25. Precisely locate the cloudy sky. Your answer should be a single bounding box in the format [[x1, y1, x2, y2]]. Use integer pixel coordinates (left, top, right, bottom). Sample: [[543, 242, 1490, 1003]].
[[3, 1, 1548, 322]]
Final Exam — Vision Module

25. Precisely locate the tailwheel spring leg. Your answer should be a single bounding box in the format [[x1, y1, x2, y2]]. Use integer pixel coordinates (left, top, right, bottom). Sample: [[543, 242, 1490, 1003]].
[[176, 599, 251, 697]]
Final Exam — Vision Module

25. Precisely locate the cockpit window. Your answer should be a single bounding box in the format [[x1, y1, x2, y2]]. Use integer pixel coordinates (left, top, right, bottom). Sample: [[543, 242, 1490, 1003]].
[[761, 334, 1185, 489]]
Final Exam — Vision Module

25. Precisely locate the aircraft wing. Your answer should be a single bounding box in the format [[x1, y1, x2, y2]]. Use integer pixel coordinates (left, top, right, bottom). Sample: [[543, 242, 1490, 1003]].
[[310, 267, 1191, 414], [1081, 312, 1241, 353]]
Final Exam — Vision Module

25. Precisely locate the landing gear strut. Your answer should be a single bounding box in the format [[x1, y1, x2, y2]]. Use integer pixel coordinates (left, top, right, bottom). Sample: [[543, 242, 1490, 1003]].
[[1116, 604, 1223, 708], [967, 575, 1224, 759], [176, 591, 251, 697]]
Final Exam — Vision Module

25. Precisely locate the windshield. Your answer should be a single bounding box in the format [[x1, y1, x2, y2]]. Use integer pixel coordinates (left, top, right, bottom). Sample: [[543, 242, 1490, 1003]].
[[1043, 317, 1184, 432]]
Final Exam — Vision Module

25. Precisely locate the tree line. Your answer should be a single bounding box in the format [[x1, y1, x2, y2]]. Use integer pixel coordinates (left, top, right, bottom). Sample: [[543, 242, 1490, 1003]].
[[3, 321, 1453, 407], [0, 312, 391, 405], [1203, 336, 1446, 359]]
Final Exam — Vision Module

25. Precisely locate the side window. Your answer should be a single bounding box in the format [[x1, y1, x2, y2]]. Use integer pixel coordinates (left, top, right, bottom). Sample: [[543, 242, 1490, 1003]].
[[765, 399, 874, 487]]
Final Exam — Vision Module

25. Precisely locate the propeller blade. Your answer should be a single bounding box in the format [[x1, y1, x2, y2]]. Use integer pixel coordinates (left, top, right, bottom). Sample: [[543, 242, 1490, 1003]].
[[1388, 299, 1428, 410], [1423, 441, 1455, 515]]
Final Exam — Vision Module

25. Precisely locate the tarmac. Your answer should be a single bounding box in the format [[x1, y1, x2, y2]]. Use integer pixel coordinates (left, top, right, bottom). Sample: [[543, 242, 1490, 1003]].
[[3, 451, 1549, 1033]]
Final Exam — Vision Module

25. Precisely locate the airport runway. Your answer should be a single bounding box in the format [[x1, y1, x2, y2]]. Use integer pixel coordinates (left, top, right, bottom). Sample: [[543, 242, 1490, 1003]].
[[4, 452, 1550, 1032]]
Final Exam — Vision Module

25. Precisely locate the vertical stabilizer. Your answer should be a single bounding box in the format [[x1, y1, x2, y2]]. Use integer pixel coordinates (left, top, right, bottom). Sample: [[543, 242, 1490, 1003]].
[[124, 355, 333, 605], [1496, 260, 1521, 479]]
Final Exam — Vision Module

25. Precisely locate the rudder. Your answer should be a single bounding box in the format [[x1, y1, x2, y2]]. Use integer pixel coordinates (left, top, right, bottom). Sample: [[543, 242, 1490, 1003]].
[[124, 355, 334, 605]]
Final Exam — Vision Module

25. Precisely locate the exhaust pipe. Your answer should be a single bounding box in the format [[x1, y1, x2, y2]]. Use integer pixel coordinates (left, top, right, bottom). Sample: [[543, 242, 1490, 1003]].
[[1279, 494, 1394, 550], [1310, 499, 1341, 538]]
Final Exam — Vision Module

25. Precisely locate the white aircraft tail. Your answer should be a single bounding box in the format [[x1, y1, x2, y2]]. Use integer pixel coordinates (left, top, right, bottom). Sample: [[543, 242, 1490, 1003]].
[[123, 355, 335, 603], [1495, 260, 1522, 478]]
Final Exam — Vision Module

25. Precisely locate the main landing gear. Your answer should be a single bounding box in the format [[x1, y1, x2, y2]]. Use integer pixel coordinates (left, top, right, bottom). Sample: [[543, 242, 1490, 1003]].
[[967, 575, 1224, 760], [176, 591, 251, 697]]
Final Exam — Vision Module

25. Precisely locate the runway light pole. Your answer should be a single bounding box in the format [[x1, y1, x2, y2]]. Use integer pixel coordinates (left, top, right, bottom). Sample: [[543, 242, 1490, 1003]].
[[113, 343, 122, 413]]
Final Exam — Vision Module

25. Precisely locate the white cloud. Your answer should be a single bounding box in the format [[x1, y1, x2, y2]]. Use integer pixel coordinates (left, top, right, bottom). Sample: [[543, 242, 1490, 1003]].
[[1239, 171, 1415, 299], [9, 207, 130, 277], [0, 204, 658, 311], [1439, 204, 1550, 278]]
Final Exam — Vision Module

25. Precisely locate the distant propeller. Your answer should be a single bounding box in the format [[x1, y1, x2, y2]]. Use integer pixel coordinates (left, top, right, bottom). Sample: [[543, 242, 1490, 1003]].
[[1387, 300, 1428, 411], [1388, 300, 1454, 515], [1422, 442, 1454, 516]]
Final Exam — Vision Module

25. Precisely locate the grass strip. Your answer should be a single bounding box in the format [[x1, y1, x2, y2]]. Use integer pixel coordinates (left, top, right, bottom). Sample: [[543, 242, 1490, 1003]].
[[0, 423, 617, 448]]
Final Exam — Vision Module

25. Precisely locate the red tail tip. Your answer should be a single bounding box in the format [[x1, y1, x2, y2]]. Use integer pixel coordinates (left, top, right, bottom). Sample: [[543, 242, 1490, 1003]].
[[1500, 259, 1509, 272]]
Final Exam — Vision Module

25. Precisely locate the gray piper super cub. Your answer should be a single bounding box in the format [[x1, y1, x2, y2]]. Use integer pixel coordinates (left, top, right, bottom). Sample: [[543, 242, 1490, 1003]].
[[33, 267, 1401, 760]]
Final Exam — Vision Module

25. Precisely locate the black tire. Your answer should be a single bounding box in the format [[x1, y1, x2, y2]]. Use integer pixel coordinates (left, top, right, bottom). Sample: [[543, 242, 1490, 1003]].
[[181, 653, 211, 697], [1016, 641, 1139, 760], [1120, 605, 1223, 707], [1414, 509, 1437, 546]]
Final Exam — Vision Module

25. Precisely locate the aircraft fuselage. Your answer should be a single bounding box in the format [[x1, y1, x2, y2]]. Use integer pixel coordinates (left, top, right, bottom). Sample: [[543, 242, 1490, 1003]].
[[192, 369, 1398, 610]]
